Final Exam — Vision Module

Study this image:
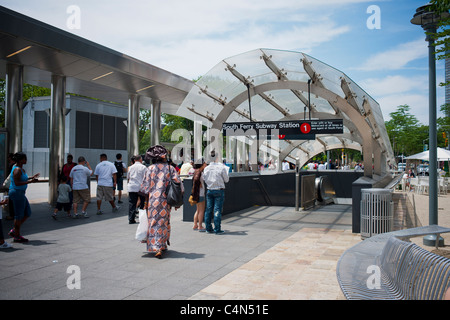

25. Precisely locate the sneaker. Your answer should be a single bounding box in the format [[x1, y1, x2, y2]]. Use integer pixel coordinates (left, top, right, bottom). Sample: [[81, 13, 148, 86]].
[[13, 236, 29, 243], [96, 210, 103, 215], [51, 213, 57, 220], [215, 230, 225, 235], [0, 241, 12, 249], [73, 214, 79, 219], [8, 228, 15, 237], [82, 212, 89, 218], [112, 206, 120, 212], [118, 200, 123, 204]]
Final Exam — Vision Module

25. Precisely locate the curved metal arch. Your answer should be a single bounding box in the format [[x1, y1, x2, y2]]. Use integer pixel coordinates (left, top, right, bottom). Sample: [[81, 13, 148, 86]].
[[211, 80, 376, 176], [286, 143, 363, 170], [278, 133, 362, 164]]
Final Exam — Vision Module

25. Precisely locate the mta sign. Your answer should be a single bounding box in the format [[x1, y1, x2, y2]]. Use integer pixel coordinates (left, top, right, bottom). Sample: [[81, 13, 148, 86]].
[[222, 119, 343, 140]]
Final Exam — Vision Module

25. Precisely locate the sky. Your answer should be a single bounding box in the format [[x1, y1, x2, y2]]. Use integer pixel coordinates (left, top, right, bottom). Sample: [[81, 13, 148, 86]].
[[0, 0, 447, 124]]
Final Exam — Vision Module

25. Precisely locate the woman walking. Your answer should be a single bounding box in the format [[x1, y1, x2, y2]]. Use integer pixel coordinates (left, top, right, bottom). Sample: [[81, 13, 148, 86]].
[[140, 145, 183, 258], [192, 161, 207, 231], [8, 152, 40, 243]]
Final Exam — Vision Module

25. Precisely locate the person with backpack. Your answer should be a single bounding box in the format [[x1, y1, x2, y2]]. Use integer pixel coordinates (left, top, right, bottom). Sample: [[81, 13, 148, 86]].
[[114, 153, 127, 204]]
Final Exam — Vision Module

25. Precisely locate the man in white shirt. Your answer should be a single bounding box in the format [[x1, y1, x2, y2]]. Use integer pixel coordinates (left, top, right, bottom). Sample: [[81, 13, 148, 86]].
[[94, 154, 119, 215], [127, 155, 147, 224], [318, 161, 326, 170], [203, 151, 229, 234], [69, 156, 93, 218]]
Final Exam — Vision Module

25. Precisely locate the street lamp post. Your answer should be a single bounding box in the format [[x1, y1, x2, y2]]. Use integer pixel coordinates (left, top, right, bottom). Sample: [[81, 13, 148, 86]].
[[411, 3, 449, 247]]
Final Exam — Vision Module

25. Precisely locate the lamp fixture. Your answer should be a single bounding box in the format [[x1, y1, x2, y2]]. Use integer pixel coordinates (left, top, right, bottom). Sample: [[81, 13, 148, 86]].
[[6, 46, 32, 58], [92, 71, 113, 81], [136, 85, 155, 92]]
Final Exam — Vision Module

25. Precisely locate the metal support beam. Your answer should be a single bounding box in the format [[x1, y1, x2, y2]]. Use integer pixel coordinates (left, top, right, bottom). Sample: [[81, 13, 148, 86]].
[[127, 94, 140, 159], [151, 99, 161, 146], [49, 74, 66, 205], [193, 120, 203, 163], [424, 24, 440, 246], [5, 63, 24, 154]]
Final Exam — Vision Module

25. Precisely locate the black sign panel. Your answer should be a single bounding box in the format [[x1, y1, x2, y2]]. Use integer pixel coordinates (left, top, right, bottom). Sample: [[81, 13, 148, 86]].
[[222, 119, 343, 140]]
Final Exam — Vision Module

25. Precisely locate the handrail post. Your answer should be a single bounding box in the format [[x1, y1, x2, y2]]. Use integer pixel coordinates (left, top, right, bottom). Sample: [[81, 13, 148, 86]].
[[295, 157, 300, 211]]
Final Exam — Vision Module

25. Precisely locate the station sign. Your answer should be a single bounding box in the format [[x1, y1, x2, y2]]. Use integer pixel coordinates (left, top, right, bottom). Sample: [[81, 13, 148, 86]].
[[222, 119, 343, 140]]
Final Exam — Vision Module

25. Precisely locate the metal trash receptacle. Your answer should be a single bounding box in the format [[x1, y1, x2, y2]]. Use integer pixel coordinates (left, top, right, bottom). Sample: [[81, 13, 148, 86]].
[[360, 188, 394, 239]]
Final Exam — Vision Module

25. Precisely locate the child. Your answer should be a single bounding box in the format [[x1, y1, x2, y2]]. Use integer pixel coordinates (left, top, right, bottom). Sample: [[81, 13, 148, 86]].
[[52, 176, 72, 219]]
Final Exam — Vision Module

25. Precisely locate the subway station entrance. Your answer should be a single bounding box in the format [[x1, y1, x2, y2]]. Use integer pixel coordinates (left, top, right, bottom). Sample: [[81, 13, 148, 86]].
[[1, 7, 395, 230]]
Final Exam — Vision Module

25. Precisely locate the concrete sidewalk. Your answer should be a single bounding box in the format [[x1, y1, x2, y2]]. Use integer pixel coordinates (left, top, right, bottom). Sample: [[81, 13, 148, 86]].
[[0, 182, 448, 300]]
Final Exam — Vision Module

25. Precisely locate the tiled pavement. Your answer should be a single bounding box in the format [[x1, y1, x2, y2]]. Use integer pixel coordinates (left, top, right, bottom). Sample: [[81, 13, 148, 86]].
[[0, 182, 448, 300]]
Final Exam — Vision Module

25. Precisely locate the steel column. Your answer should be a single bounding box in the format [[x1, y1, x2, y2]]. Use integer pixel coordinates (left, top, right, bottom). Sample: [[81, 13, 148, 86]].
[[48, 75, 66, 205], [424, 24, 443, 246], [150, 99, 161, 146], [5, 64, 24, 154], [193, 120, 203, 163], [127, 94, 140, 159]]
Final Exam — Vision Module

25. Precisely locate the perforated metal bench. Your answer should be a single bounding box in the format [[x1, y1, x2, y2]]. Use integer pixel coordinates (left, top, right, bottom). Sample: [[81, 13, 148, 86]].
[[337, 225, 450, 300]]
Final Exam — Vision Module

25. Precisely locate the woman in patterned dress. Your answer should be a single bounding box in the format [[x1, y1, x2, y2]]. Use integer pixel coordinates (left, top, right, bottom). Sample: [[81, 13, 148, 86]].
[[140, 145, 184, 258]]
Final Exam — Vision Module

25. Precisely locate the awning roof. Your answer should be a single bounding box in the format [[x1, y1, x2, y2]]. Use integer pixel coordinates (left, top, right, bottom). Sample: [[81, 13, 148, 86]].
[[0, 5, 194, 113], [177, 48, 394, 168]]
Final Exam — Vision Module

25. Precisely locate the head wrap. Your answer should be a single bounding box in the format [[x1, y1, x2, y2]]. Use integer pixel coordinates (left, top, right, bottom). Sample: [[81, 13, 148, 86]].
[[145, 145, 168, 162]]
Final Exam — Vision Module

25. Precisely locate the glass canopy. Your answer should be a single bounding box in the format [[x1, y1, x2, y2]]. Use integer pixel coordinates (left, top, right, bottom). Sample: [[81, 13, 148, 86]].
[[177, 48, 394, 176]]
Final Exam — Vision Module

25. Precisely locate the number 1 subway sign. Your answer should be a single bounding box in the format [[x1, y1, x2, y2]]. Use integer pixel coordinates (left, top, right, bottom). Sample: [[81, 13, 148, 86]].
[[222, 119, 343, 140]]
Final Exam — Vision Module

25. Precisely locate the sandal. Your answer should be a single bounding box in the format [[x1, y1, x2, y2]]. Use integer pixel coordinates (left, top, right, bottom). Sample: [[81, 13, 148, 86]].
[[155, 250, 162, 259]]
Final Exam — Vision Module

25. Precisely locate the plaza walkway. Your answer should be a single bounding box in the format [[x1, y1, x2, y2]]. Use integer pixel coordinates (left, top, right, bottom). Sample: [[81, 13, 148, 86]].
[[0, 182, 448, 300]]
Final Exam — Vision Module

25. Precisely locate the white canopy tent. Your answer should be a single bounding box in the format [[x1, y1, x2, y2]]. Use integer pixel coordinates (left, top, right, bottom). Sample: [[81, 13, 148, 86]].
[[405, 147, 450, 161]]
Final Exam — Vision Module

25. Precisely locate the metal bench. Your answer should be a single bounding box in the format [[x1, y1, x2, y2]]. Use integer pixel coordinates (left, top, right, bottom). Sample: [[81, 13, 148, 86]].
[[336, 225, 450, 300]]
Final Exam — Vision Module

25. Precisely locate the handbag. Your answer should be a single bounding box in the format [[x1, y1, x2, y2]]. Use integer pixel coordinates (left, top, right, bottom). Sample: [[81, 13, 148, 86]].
[[2, 173, 11, 189], [135, 209, 148, 241], [166, 165, 184, 207]]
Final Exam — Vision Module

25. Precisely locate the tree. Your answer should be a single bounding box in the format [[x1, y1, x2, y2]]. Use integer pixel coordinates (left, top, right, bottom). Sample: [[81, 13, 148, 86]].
[[385, 105, 428, 156], [0, 79, 51, 127], [160, 114, 194, 143], [438, 104, 450, 147], [429, 0, 450, 86]]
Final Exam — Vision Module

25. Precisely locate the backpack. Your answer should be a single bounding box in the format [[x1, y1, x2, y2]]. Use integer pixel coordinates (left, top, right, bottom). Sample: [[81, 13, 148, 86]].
[[114, 161, 123, 178]]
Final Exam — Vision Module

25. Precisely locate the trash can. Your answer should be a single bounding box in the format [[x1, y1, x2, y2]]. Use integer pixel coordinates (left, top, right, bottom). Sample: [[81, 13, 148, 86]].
[[360, 188, 394, 239]]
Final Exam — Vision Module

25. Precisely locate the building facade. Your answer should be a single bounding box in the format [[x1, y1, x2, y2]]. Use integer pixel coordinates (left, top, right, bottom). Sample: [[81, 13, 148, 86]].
[[22, 95, 128, 177]]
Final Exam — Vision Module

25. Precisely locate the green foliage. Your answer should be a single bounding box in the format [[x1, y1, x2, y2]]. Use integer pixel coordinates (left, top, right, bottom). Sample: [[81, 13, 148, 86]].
[[160, 114, 194, 143], [385, 104, 450, 155], [429, 1, 450, 86], [0, 79, 51, 127]]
